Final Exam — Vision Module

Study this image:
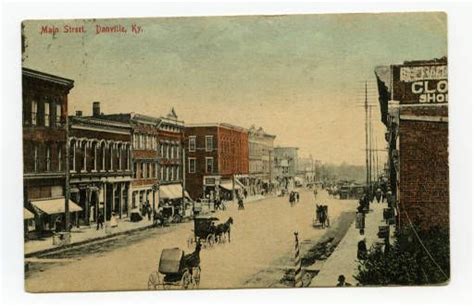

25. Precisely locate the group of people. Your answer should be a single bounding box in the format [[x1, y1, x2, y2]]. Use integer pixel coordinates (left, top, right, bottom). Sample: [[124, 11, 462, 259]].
[[289, 190, 300, 206]]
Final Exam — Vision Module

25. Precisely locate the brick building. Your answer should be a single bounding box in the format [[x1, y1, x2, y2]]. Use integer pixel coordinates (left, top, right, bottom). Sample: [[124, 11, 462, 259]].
[[22, 68, 78, 236], [69, 112, 133, 224], [96, 106, 160, 212], [184, 123, 249, 200], [375, 58, 449, 231]]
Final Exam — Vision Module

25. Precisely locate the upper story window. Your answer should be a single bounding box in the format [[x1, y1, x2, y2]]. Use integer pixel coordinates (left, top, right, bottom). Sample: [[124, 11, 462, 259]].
[[44, 101, 50, 127], [55, 103, 61, 126], [205, 136, 213, 152], [46, 146, 51, 171], [189, 136, 196, 152], [188, 158, 196, 174], [58, 146, 62, 171], [31, 100, 38, 126], [33, 144, 38, 172], [205, 157, 213, 173]]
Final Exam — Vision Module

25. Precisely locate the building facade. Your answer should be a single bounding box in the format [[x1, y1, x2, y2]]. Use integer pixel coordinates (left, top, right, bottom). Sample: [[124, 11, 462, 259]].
[[248, 126, 276, 195], [157, 109, 188, 204], [273, 146, 299, 186], [184, 123, 249, 200], [96, 106, 160, 212], [375, 58, 449, 231], [69, 114, 133, 224], [22, 68, 75, 236]]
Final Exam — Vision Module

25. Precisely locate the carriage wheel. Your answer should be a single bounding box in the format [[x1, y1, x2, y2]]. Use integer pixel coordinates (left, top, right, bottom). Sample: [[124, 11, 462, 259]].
[[192, 266, 201, 288], [181, 270, 193, 289], [147, 271, 161, 290], [206, 234, 215, 247]]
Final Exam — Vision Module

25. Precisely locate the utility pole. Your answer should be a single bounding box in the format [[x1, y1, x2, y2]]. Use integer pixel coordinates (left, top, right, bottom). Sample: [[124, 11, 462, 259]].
[[64, 115, 71, 236], [182, 145, 186, 215], [369, 105, 373, 187], [364, 81, 370, 192]]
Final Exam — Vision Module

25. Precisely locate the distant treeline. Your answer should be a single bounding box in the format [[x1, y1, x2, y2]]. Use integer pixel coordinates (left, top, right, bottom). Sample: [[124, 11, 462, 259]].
[[318, 162, 366, 183]]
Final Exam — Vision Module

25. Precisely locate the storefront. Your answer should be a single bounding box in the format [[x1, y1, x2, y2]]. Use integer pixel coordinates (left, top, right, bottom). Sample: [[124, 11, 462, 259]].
[[30, 197, 83, 232]]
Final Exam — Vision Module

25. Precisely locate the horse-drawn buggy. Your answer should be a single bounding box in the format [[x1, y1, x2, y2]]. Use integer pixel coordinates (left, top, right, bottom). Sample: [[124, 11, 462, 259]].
[[148, 241, 201, 290], [187, 215, 233, 248], [313, 204, 330, 228]]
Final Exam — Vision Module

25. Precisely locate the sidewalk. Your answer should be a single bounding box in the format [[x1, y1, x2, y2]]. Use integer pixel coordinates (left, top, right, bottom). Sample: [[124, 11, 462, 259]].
[[25, 217, 154, 257], [310, 199, 391, 287], [25, 194, 272, 257]]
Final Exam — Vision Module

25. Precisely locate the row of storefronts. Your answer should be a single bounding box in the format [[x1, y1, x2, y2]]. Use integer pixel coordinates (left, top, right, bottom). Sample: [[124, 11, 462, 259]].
[[23, 67, 305, 238], [375, 57, 449, 231]]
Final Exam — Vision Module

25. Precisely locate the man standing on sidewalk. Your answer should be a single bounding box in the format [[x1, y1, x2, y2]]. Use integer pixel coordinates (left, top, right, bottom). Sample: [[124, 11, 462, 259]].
[[96, 212, 104, 230]]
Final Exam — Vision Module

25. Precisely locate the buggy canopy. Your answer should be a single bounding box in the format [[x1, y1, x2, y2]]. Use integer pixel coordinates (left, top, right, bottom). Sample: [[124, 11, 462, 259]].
[[159, 248, 184, 274]]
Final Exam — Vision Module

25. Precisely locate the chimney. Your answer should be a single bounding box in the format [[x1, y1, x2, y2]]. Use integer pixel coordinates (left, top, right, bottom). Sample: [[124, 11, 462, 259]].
[[92, 101, 100, 117], [75, 110, 83, 117]]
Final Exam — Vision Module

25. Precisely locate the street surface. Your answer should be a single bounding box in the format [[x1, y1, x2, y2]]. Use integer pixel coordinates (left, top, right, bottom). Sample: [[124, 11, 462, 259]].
[[26, 189, 356, 292]]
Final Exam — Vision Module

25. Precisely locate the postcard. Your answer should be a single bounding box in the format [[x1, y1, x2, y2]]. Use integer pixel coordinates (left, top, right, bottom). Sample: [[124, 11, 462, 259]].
[[22, 12, 449, 292]]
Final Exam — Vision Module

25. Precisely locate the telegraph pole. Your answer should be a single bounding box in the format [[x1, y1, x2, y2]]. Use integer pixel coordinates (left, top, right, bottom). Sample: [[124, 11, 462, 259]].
[[364, 81, 370, 191]]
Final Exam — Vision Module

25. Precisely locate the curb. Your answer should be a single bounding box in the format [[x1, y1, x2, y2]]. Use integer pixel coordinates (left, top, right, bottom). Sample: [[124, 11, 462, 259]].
[[25, 223, 156, 259]]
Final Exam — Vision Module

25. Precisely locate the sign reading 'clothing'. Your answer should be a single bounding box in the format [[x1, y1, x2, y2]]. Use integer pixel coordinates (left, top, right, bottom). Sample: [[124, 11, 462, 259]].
[[392, 63, 448, 104]]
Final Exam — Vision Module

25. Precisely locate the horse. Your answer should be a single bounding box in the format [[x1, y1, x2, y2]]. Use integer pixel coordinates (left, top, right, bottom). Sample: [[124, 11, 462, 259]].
[[215, 217, 234, 243]]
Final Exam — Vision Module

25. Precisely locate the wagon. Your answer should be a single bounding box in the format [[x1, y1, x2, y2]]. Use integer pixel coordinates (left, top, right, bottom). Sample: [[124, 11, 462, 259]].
[[187, 215, 220, 248], [147, 247, 201, 290], [313, 204, 330, 228]]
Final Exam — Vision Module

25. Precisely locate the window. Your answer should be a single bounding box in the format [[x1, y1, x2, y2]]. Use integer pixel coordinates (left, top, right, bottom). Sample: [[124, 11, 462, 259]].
[[167, 144, 170, 159], [160, 143, 164, 157], [188, 158, 196, 174], [170, 167, 174, 181], [44, 101, 50, 127], [55, 104, 61, 126], [206, 157, 213, 173], [205, 136, 213, 152], [33, 145, 38, 172], [176, 166, 180, 180], [160, 165, 164, 181], [189, 136, 196, 152], [143, 163, 147, 178], [46, 146, 51, 171], [58, 146, 62, 171], [31, 100, 37, 126]]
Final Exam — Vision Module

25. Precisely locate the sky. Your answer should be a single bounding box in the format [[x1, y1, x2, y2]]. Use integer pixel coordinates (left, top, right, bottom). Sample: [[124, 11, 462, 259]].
[[23, 12, 447, 166]]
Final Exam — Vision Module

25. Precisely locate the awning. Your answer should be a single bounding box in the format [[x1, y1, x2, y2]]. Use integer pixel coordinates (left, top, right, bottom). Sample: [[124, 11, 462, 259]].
[[24, 208, 35, 220], [219, 181, 242, 191], [31, 198, 83, 215], [235, 179, 246, 188], [160, 184, 191, 200]]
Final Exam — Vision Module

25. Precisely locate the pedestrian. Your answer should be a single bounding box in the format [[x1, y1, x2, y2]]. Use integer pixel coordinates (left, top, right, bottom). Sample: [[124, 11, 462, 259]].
[[54, 216, 63, 233], [296, 192, 300, 203], [96, 212, 104, 230], [337, 275, 352, 287], [146, 204, 152, 221], [357, 236, 367, 260]]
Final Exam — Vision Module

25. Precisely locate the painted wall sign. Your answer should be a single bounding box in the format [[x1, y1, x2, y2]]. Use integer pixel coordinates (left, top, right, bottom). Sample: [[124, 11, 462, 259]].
[[392, 63, 448, 104]]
